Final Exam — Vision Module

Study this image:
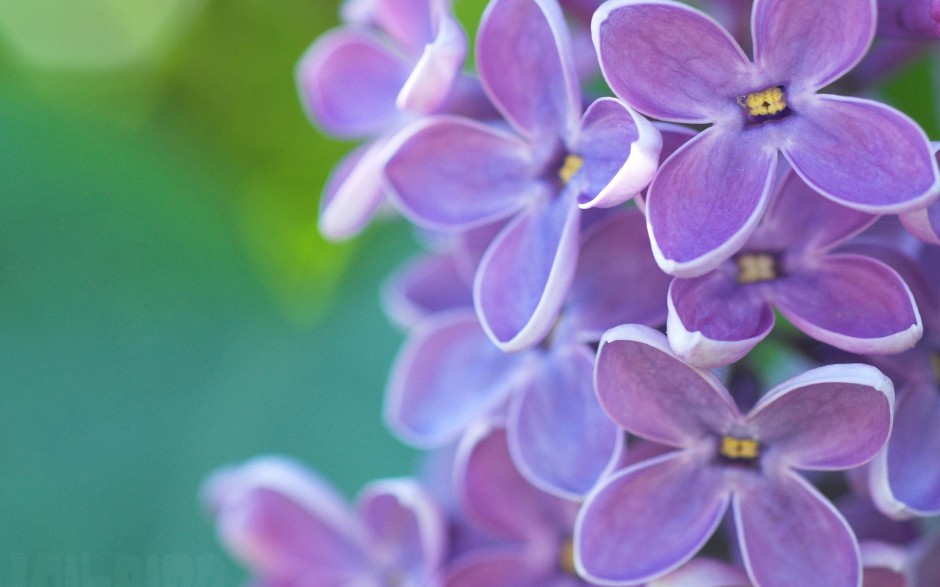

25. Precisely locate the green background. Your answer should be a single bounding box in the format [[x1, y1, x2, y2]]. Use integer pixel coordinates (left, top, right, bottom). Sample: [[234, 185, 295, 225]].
[[0, 0, 935, 585]]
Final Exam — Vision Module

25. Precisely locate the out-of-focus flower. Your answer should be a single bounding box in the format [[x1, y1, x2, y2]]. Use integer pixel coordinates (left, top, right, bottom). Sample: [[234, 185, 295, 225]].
[[576, 325, 894, 587], [593, 0, 940, 278], [901, 144, 940, 244], [878, 0, 940, 39]]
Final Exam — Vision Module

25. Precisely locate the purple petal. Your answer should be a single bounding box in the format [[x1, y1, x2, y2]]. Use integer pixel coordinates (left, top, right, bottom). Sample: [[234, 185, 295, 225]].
[[647, 126, 778, 277], [385, 117, 542, 230], [871, 385, 940, 517], [474, 190, 580, 351], [592, 0, 750, 123], [773, 254, 922, 355], [736, 472, 860, 587], [456, 421, 574, 542], [860, 542, 911, 587], [297, 30, 408, 138], [508, 344, 623, 499], [595, 325, 740, 448], [649, 558, 750, 587], [565, 210, 672, 339], [747, 363, 894, 470], [877, 0, 940, 39], [445, 548, 553, 587], [396, 7, 467, 114], [319, 140, 388, 241], [752, 0, 875, 92], [384, 309, 523, 446], [783, 95, 940, 213], [575, 452, 731, 584], [667, 271, 776, 368], [900, 204, 940, 245], [203, 457, 365, 581], [477, 0, 581, 141], [381, 252, 472, 330], [373, 0, 434, 54], [574, 98, 661, 209]]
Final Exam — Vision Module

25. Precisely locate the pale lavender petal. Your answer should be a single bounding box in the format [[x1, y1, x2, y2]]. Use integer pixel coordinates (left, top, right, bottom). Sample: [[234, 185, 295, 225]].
[[900, 205, 940, 245], [752, 0, 875, 91], [477, 0, 581, 141], [384, 309, 523, 447], [575, 98, 661, 209], [456, 421, 573, 542], [747, 363, 894, 470], [773, 254, 922, 355], [319, 140, 388, 241], [381, 252, 472, 330], [453, 221, 507, 283], [204, 457, 365, 581], [475, 189, 580, 351], [297, 30, 408, 138], [667, 271, 775, 368], [385, 117, 542, 230], [783, 96, 940, 213], [373, 0, 434, 54], [592, 0, 751, 123], [871, 385, 940, 517], [357, 479, 447, 584], [595, 325, 740, 447], [649, 558, 750, 587], [877, 0, 940, 39], [836, 494, 919, 545], [565, 210, 671, 339], [647, 126, 777, 277], [508, 344, 623, 499], [735, 472, 860, 587], [860, 542, 911, 587], [575, 452, 731, 584], [396, 8, 467, 114], [445, 548, 551, 587], [749, 169, 877, 254]]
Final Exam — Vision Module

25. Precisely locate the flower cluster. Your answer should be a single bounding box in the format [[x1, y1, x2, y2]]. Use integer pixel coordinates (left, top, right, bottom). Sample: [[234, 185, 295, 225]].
[[204, 0, 940, 585]]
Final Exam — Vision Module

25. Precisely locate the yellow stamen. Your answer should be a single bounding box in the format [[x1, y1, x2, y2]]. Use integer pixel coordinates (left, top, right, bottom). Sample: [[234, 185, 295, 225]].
[[558, 154, 584, 184], [736, 253, 777, 284], [559, 538, 577, 575], [720, 436, 760, 460], [738, 86, 787, 118]]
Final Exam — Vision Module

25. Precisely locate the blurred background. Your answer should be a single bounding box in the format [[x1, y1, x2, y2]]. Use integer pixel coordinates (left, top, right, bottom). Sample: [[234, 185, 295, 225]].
[[0, 0, 935, 584]]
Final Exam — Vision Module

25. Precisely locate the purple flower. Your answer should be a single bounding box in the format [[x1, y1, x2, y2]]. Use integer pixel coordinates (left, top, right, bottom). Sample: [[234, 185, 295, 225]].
[[666, 167, 922, 368], [900, 144, 940, 244], [203, 456, 447, 587], [444, 419, 588, 587], [385, 0, 661, 351], [385, 211, 670, 498], [297, 0, 478, 240], [593, 0, 940, 277], [575, 325, 894, 587], [877, 0, 940, 39]]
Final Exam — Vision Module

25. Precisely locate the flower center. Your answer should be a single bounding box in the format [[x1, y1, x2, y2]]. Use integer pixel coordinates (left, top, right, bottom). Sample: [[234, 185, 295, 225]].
[[719, 436, 760, 461], [736, 253, 777, 284], [558, 154, 583, 184], [737, 86, 790, 123], [559, 537, 577, 575]]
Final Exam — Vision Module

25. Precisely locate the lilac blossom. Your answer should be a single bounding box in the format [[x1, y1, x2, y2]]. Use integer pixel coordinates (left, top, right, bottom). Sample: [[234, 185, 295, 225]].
[[575, 325, 894, 587], [385, 211, 670, 498], [666, 167, 922, 368], [878, 0, 940, 39], [444, 420, 588, 587], [593, 0, 940, 277], [297, 0, 477, 240], [203, 456, 447, 587], [901, 144, 940, 244], [385, 0, 661, 351]]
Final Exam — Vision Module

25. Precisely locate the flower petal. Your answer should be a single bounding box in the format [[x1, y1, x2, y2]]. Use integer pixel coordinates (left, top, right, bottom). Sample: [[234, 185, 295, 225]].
[[575, 452, 730, 584], [319, 140, 388, 241], [735, 472, 861, 587], [372, 0, 434, 54], [752, 0, 875, 92], [592, 0, 750, 123], [297, 30, 408, 138], [381, 252, 472, 330], [445, 548, 553, 587], [595, 325, 740, 448], [773, 254, 922, 355], [747, 363, 894, 470], [783, 95, 940, 213], [565, 210, 671, 339], [474, 189, 580, 351], [385, 116, 542, 230], [647, 126, 777, 278], [575, 98, 661, 209], [477, 0, 580, 141], [508, 344, 623, 499], [384, 309, 523, 447], [667, 271, 775, 368], [649, 558, 750, 587], [396, 7, 467, 114]]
